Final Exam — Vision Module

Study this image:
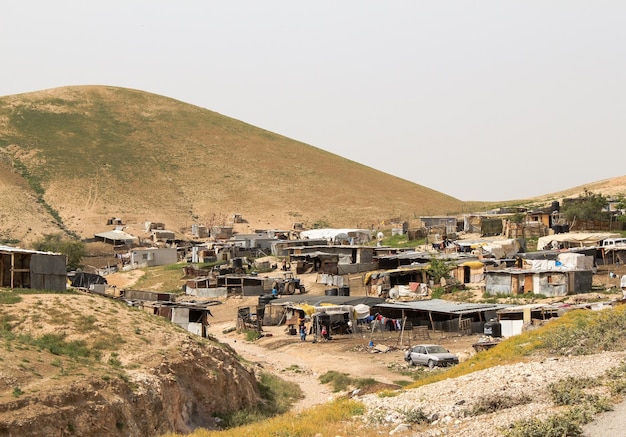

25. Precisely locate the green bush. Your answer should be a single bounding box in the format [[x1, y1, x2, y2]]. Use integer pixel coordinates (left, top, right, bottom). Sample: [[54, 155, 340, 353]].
[[548, 376, 594, 406], [503, 407, 592, 437], [218, 372, 303, 428], [398, 407, 430, 424], [467, 393, 532, 416], [319, 370, 354, 392], [244, 330, 261, 342], [31, 233, 86, 271], [319, 370, 379, 393]]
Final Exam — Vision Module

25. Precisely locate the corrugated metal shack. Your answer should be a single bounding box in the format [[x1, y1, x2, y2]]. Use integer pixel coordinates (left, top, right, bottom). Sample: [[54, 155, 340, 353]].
[[287, 245, 377, 275], [0, 245, 67, 291], [142, 301, 216, 338], [120, 289, 217, 338], [364, 266, 430, 297], [371, 299, 513, 335], [484, 268, 592, 297], [185, 277, 228, 298], [485, 251, 594, 297], [216, 274, 272, 296]]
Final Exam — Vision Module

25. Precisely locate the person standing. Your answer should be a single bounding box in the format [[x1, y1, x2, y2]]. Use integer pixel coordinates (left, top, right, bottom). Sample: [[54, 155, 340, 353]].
[[321, 324, 329, 341], [299, 324, 307, 342]]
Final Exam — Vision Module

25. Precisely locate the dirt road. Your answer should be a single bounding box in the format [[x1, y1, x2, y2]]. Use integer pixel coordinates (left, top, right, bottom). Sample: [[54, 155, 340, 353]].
[[582, 400, 626, 437]]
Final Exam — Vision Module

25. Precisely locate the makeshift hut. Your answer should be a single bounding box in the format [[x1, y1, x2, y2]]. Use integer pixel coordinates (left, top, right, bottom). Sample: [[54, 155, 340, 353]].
[[0, 245, 66, 291]]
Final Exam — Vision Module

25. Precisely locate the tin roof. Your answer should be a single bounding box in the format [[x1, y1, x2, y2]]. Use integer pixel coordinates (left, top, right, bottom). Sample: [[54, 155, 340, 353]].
[[372, 299, 513, 315], [0, 245, 60, 255], [271, 295, 384, 307], [94, 229, 138, 243]]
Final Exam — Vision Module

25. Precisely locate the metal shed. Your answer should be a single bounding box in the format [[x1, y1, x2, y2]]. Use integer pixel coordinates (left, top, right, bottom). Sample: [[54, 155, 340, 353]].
[[0, 245, 67, 291], [371, 299, 513, 335]]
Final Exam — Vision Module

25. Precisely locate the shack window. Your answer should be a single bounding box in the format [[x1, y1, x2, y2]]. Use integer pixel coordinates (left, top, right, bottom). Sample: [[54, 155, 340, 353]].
[[189, 309, 204, 323]]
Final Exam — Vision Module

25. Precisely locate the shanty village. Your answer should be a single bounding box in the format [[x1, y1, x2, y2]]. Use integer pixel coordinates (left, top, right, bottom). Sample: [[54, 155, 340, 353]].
[[4, 194, 626, 437], [2, 87, 626, 437]]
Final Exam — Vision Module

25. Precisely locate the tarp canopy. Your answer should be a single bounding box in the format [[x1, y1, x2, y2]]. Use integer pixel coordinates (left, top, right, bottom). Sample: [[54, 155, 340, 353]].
[[459, 261, 485, 269], [364, 265, 430, 285], [481, 239, 521, 259], [537, 232, 621, 251], [70, 272, 107, 288]]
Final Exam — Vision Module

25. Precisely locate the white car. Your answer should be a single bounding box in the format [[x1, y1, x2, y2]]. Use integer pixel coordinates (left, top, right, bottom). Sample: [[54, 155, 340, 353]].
[[404, 344, 459, 368]]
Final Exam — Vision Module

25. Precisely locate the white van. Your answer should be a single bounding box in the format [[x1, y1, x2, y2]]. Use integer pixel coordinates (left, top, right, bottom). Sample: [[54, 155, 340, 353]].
[[600, 238, 626, 248]]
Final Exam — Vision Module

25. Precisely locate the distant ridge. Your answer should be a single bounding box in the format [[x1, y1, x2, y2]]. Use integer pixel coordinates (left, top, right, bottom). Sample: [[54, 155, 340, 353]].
[[0, 85, 471, 244]]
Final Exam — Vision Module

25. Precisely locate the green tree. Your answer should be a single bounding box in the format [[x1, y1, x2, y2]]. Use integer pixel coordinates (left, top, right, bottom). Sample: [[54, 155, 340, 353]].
[[614, 194, 626, 223], [427, 256, 451, 285], [560, 190, 609, 222], [31, 234, 86, 271]]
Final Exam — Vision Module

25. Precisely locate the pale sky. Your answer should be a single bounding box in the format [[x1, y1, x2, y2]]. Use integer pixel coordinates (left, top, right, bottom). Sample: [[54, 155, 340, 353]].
[[2, 1, 624, 201]]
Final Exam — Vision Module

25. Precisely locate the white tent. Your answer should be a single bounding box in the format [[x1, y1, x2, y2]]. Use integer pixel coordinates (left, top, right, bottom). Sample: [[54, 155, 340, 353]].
[[300, 228, 372, 244]]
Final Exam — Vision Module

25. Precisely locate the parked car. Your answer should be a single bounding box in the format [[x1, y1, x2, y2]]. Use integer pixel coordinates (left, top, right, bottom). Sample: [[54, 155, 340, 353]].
[[404, 344, 459, 368]]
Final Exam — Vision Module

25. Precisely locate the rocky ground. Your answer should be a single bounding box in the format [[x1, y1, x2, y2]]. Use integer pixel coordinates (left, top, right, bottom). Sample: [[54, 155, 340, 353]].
[[358, 352, 626, 436]]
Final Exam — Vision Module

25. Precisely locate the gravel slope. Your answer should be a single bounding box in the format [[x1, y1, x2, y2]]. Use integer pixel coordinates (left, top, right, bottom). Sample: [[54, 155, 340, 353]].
[[358, 351, 626, 436]]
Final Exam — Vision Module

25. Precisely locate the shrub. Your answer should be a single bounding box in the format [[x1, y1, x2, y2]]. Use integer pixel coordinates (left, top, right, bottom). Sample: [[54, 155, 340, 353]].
[[319, 370, 354, 392], [244, 330, 261, 342], [503, 407, 592, 437], [398, 407, 430, 424], [467, 393, 532, 416], [31, 233, 86, 271], [218, 372, 303, 428], [319, 370, 379, 393], [31, 333, 91, 358], [548, 376, 594, 406]]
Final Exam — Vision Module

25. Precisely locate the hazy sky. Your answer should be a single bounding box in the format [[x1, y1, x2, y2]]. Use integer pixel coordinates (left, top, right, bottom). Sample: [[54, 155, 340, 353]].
[[2, 1, 624, 201]]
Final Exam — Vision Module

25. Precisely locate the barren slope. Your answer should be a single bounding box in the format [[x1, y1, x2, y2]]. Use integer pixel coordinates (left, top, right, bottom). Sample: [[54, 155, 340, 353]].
[[0, 292, 260, 436]]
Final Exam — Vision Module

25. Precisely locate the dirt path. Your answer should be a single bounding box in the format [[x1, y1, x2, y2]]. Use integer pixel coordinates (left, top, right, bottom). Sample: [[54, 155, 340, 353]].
[[106, 267, 482, 413], [582, 400, 626, 437], [213, 325, 336, 411]]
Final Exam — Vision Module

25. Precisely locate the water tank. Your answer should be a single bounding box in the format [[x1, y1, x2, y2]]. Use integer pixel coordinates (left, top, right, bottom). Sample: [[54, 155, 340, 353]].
[[484, 319, 502, 338], [551, 201, 560, 212], [325, 288, 338, 296], [258, 294, 275, 305], [256, 305, 265, 321], [338, 286, 350, 296]]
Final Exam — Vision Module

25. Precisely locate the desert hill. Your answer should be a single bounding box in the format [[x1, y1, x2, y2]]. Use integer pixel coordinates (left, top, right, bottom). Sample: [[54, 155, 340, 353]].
[[1, 85, 625, 247], [0, 85, 471, 245]]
